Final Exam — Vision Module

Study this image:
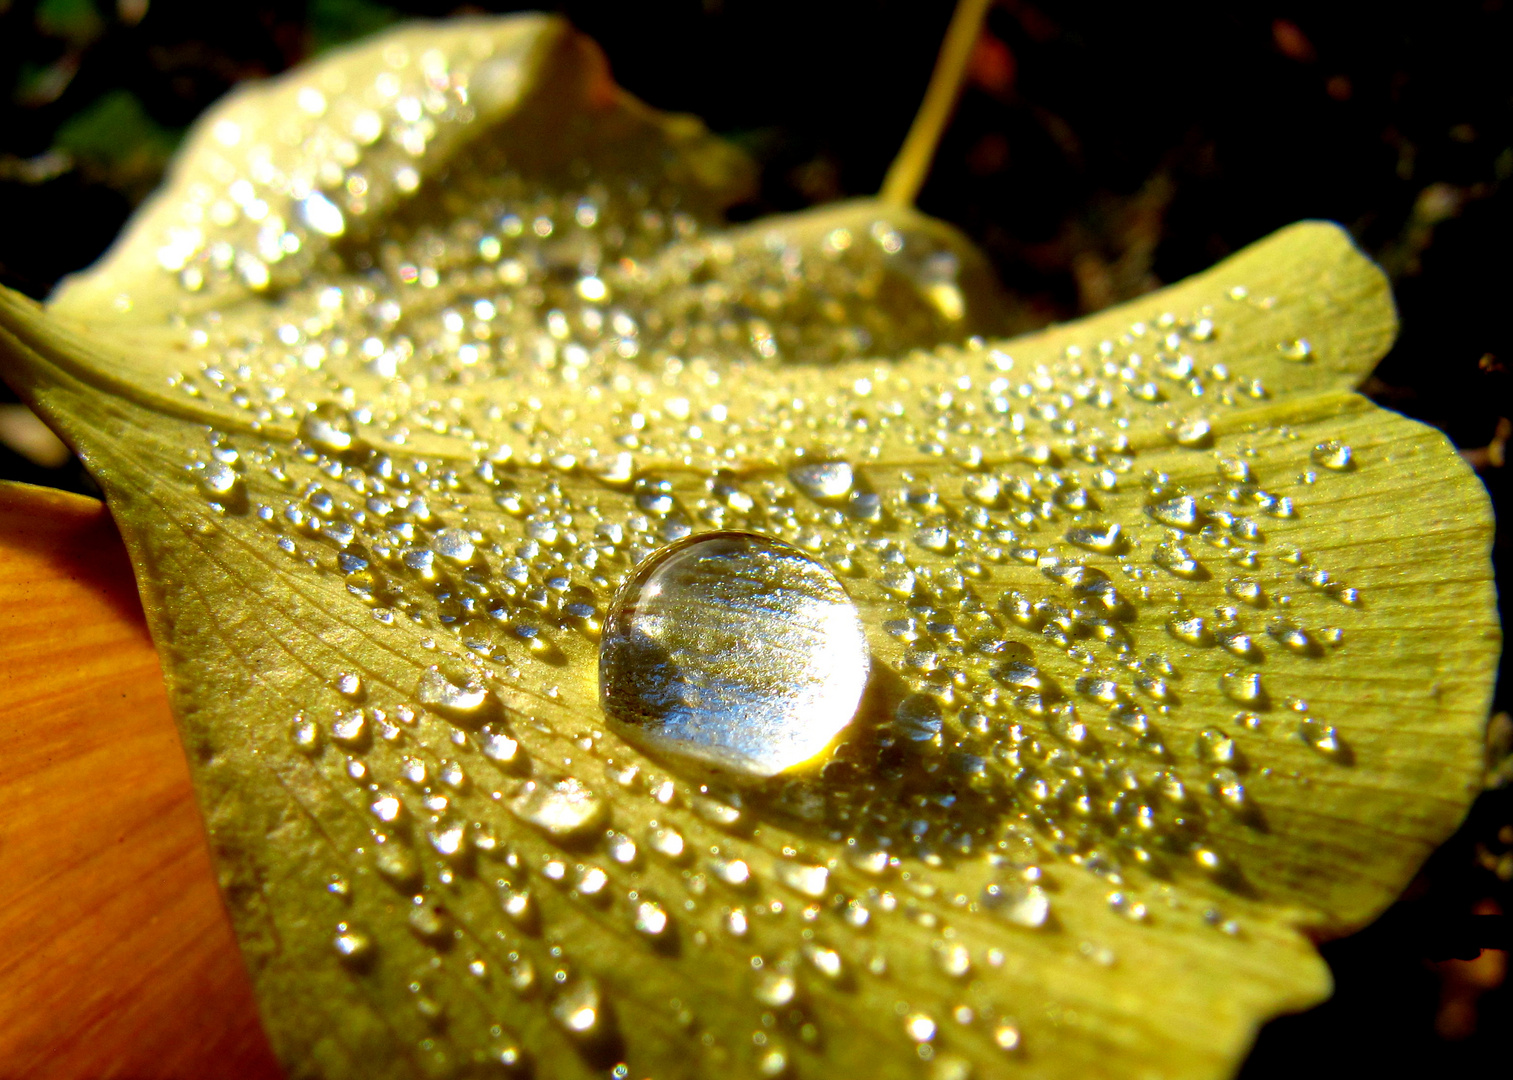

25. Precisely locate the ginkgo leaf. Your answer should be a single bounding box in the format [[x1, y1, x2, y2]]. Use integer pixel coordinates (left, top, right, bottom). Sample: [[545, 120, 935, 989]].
[[0, 13, 1499, 1080]]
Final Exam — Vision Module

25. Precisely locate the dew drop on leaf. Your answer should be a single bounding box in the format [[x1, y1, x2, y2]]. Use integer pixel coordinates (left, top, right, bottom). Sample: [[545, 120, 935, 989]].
[[1147, 495, 1205, 531], [332, 922, 373, 966], [1311, 440, 1354, 470], [599, 532, 870, 777], [551, 979, 606, 1039], [298, 402, 362, 455], [1278, 338, 1314, 362], [788, 460, 855, 501], [1170, 416, 1214, 447], [1221, 671, 1267, 706], [508, 778, 607, 840], [197, 461, 243, 501], [416, 667, 493, 722], [774, 861, 830, 898], [981, 882, 1052, 928]]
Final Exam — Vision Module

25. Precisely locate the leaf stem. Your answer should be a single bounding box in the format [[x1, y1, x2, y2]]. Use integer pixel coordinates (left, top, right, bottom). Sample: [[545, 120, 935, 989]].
[[879, 0, 994, 208]]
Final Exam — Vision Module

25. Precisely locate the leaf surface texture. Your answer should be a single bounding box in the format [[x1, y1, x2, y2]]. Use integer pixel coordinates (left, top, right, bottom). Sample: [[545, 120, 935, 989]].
[[0, 16, 1498, 1080]]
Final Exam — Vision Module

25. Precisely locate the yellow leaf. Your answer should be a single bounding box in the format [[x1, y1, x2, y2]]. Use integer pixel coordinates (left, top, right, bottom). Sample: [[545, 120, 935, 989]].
[[0, 14, 1498, 1080]]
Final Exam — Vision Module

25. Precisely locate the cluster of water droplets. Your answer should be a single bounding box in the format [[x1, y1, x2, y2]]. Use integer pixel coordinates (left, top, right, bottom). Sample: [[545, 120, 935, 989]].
[[138, 20, 1381, 1080]]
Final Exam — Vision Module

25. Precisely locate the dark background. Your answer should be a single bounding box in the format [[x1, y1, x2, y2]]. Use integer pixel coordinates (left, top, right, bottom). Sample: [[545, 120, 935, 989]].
[[0, 1, 1508, 1074]]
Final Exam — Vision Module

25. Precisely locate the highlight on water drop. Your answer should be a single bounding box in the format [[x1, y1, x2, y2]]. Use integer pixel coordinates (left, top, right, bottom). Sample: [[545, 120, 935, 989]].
[[598, 531, 871, 778]]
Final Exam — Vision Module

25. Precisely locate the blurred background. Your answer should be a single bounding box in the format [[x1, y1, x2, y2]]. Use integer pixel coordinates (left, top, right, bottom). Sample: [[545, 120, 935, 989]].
[[0, 1, 1507, 1074]]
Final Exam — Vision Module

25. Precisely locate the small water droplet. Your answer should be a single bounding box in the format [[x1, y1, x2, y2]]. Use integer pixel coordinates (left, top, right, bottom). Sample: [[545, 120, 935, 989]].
[[290, 715, 321, 753], [1107, 891, 1148, 921], [509, 778, 606, 840], [1221, 671, 1267, 706], [197, 462, 243, 501], [1147, 495, 1205, 531], [690, 792, 741, 826], [1211, 767, 1249, 811], [754, 971, 796, 1007], [757, 1047, 790, 1078], [935, 941, 972, 978], [482, 732, 520, 766], [552, 980, 606, 1039], [803, 942, 845, 980], [775, 862, 829, 898], [1226, 578, 1265, 606], [333, 922, 372, 965], [407, 901, 449, 942], [1196, 727, 1240, 765], [993, 1022, 1022, 1052], [1279, 338, 1313, 362], [1299, 716, 1347, 758], [330, 710, 367, 748], [1219, 631, 1261, 660], [895, 694, 944, 741], [1170, 416, 1213, 448], [649, 825, 686, 860], [599, 532, 870, 778], [1217, 456, 1252, 483], [789, 460, 854, 501], [905, 1013, 938, 1043], [1268, 620, 1323, 656], [982, 882, 1051, 928], [963, 474, 1002, 506], [370, 793, 404, 823], [634, 900, 670, 937], [428, 821, 468, 859], [881, 568, 918, 598], [300, 403, 363, 455], [416, 667, 494, 723], [373, 842, 419, 888], [914, 522, 955, 554], [1152, 544, 1205, 579], [1167, 614, 1213, 646], [501, 888, 537, 931], [1065, 523, 1124, 554], [433, 527, 476, 564], [485, 1033, 529, 1075], [709, 857, 752, 887], [1311, 440, 1354, 471]]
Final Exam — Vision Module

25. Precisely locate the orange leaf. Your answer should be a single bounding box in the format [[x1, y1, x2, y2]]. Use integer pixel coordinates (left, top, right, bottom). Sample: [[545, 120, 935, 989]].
[[0, 481, 281, 1080]]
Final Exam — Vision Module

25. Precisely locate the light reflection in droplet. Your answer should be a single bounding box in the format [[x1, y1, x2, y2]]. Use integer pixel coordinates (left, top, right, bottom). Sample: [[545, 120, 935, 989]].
[[598, 532, 870, 777]]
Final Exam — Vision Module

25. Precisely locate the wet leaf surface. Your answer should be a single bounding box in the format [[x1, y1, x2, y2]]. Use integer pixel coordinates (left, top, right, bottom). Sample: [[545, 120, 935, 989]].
[[0, 15, 1498, 1080]]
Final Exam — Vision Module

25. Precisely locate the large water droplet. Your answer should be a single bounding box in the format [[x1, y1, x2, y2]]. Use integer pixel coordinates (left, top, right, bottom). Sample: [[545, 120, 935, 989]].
[[599, 532, 870, 778]]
